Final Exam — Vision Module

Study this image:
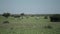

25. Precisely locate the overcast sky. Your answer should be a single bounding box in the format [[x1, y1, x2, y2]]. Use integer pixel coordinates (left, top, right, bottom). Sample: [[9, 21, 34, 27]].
[[0, 0, 60, 14]]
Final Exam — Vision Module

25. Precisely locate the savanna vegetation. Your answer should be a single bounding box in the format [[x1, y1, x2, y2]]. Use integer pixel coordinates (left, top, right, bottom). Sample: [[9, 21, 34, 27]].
[[0, 13, 60, 34]]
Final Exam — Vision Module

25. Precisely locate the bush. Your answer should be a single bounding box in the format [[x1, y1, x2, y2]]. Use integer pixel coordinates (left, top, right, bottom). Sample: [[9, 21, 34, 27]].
[[2, 13, 10, 18], [10, 27, 13, 30], [44, 16, 48, 19], [44, 25, 52, 29], [49, 14, 60, 22], [31, 15, 34, 17], [20, 13, 24, 19], [3, 21, 9, 24]]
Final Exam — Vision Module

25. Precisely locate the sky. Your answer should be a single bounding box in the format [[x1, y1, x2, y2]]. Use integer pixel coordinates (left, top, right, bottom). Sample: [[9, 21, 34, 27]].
[[0, 0, 60, 14]]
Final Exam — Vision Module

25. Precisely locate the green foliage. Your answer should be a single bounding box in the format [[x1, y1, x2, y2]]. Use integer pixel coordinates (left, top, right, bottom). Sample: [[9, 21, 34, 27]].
[[44, 16, 48, 19], [31, 15, 34, 17], [0, 16, 60, 34], [44, 25, 52, 29], [2, 13, 10, 18], [52, 14, 60, 18], [20, 13, 24, 19], [20, 13, 24, 16], [3, 21, 9, 24], [49, 14, 60, 22]]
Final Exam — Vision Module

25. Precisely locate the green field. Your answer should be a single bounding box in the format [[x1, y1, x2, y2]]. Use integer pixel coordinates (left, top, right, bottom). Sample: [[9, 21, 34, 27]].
[[0, 16, 60, 34]]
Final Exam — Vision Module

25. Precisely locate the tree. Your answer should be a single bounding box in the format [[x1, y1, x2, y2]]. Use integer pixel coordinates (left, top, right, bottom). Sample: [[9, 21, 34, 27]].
[[2, 13, 10, 18], [49, 14, 60, 22], [20, 13, 24, 19], [2, 13, 10, 24], [44, 16, 48, 19]]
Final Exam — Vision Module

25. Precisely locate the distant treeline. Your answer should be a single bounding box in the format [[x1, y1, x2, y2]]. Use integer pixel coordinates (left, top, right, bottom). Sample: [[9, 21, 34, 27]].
[[0, 13, 60, 22], [0, 13, 60, 16]]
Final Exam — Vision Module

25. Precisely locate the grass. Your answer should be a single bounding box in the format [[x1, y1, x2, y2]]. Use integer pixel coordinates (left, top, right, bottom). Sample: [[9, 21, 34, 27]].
[[0, 16, 60, 34]]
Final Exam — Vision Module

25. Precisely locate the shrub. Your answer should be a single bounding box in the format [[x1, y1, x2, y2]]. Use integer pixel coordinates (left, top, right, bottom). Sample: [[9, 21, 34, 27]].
[[20, 13, 24, 19], [44, 16, 48, 19], [44, 25, 52, 29], [3, 21, 9, 24], [2, 13, 10, 18], [49, 14, 60, 22], [10, 27, 13, 30]]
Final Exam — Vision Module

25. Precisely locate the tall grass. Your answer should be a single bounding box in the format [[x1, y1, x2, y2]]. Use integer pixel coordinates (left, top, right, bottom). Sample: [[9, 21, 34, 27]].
[[0, 16, 60, 34]]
